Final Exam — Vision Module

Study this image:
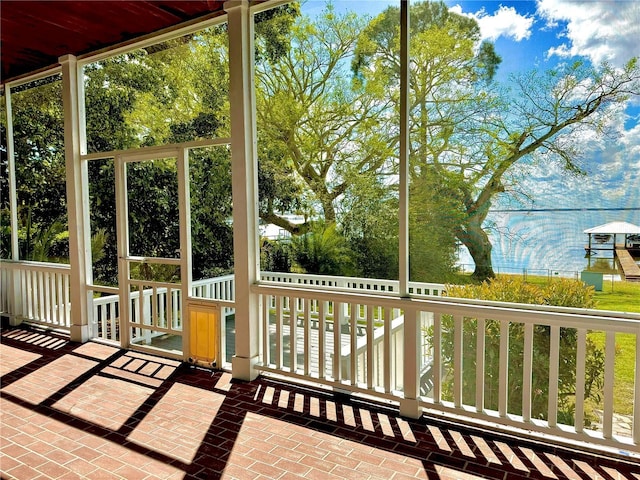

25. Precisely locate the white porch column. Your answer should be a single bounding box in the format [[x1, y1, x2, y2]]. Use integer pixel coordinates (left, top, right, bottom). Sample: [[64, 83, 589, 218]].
[[400, 305, 422, 418], [399, 0, 410, 297], [225, 0, 261, 380], [60, 55, 93, 342], [4, 87, 23, 324], [400, 1, 417, 411]]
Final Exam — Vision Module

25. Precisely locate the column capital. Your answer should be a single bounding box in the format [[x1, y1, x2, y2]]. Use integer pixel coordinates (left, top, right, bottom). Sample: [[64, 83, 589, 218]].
[[224, 0, 248, 13], [58, 54, 77, 65]]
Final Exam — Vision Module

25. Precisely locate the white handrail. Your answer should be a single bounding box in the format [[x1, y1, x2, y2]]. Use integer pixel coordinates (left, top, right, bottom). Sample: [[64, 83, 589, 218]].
[[3, 261, 636, 451], [253, 281, 639, 451]]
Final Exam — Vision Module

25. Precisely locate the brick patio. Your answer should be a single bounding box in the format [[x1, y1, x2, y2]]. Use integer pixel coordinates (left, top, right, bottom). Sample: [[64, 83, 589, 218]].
[[1, 324, 638, 480]]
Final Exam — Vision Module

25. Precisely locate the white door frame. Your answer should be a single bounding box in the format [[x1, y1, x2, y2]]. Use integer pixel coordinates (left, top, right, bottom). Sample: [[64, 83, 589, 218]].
[[114, 147, 191, 358]]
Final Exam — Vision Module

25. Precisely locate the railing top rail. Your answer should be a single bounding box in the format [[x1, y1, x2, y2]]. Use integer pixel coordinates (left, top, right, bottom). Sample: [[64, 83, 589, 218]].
[[261, 271, 398, 286], [192, 274, 235, 286], [252, 283, 640, 332], [0, 259, 71, 272]]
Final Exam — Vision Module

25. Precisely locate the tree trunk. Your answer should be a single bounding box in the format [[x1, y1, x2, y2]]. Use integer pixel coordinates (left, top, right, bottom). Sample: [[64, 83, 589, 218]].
[[458, 220, 496, 281]]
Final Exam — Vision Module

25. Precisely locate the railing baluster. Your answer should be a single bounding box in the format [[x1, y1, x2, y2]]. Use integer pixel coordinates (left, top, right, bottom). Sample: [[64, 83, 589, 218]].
[[384, 307, 392, 393], [523, 322, 534, 423], [160, 289, 167, 328], [151, 286, 158, 328], [275, 295, 283, 369], [290, 296, 298, 373], [63, 273, 70, 326], [548, 325, 560, 428], [575, 328, 587, 433], [37, 271, 43, 320], [167, 287, 174, 331], [603, 331, 616, 439], [261, 294, 269, 367], [333, 301, 342, 381], [498, 320, 510, 418], [99, 303, 107, 339], [56, 272, 64, 325], [350, 303, 358, 385], [319, 300, 326, 379], [433, 312, 442, 404], [476, 318, 486, 413], [366, 304, 374, 389], [43, 271, 51, 323], [304, 298, 311, 376], [25, 270, 32, 319], [453, 314, 463, 408]]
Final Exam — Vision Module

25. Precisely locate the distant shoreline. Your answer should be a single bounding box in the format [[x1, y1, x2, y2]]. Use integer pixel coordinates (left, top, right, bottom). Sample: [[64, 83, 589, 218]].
[[492, 207, 640, 213]]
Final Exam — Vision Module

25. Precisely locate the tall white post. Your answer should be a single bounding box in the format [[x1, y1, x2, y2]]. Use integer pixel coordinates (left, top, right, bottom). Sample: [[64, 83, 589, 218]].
[[60, 55, 93, 342], [399, 0, 410, 297], [4, 87, 23, 324], [398, 0, 421, 419], [4, 89, 19, 262], [225, 0, 260, 380]]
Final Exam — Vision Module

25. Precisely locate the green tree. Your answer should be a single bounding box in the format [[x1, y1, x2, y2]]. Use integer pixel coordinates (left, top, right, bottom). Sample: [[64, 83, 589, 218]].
[[353, 1, 501, 282], [256, 5, 396, 234], [292, 222, 354, 276], [353, 1, 640, 281], [339, 172, 398, 280], [5, 76, 68, 262]]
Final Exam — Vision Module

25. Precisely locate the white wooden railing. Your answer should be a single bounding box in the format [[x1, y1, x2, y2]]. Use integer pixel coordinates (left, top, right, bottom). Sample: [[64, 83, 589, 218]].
[[192, 274, 235, 302], [253, 282, 640, 452], [261, 271, 446, 297], [90, 275, 237, 343], [0, 260, 72, 329], [3, 260, 637, 451]]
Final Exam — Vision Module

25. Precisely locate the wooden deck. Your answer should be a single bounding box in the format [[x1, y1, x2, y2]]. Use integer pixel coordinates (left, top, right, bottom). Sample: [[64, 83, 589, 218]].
[[615, 248, 640, 281]]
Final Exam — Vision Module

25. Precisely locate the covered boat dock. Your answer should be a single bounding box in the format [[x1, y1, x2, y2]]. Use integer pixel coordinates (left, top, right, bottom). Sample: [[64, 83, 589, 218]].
[[584, 221, 640, 281]]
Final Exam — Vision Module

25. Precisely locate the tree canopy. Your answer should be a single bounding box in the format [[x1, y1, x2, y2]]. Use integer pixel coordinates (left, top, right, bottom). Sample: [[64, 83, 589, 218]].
[[2, 1, 639, 285]]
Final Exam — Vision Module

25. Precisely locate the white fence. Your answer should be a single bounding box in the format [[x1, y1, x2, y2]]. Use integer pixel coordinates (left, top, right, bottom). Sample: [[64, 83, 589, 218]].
[[2, 260, 638, 451], [261, 271, 446, 297], [1, 260, 72, 329], [253, 282, 640, 452], [91, 275, 237, 343]]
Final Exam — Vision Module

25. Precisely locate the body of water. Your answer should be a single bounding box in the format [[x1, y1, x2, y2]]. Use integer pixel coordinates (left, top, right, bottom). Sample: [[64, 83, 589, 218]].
[[457, 208, 640, 277]]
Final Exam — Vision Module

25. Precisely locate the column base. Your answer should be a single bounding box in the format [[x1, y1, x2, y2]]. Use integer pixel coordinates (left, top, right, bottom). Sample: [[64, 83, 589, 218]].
[[232, 354, 260, 381], [399, 398, 422, 419], [70, 324, 91, 343]]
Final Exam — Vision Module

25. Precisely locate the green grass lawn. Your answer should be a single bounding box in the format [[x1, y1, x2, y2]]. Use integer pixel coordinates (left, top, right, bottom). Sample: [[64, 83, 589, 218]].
[[593, 279, 640, 313], [588, 280, 639, 416], [588, 331, 636, 416]]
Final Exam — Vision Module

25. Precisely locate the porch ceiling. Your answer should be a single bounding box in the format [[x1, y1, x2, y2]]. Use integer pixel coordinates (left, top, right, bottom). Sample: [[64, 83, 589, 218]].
[[1, 0, 227, 83]]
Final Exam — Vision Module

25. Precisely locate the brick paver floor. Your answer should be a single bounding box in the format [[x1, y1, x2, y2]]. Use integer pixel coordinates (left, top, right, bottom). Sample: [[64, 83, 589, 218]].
[[1, 324, 639, 479]]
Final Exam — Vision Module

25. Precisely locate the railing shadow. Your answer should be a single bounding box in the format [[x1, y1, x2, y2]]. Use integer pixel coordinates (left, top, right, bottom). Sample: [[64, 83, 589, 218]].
[[1, 324, 637, 480]]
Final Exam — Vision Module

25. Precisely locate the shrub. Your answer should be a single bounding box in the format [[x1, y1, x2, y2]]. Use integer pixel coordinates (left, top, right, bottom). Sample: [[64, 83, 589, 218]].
[[429, 276, 603, 426]]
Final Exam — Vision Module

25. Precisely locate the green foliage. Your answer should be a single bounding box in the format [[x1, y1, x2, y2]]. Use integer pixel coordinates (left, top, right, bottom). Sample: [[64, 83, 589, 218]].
[[291, 222, 354, 276], [445, 277, 596, 308], [432, 277, 604, 425], [130, 261, 180, 283], [340, 173, 398, 280], [261, 238, 292, 273], [255, 4, 395, 231], [189, 148, 234, 280]]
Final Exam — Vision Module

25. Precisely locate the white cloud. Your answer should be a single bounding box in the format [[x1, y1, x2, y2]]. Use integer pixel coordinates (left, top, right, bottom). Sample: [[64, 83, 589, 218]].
[[620, 116, 640, 167], [450, 4, 533, 42], [537, 0, 640, 67]]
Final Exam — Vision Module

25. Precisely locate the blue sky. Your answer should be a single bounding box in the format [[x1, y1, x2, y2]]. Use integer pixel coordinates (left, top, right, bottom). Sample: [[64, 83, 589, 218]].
[[303, 0, 640, 212]]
